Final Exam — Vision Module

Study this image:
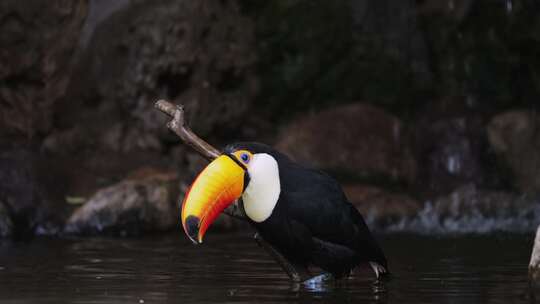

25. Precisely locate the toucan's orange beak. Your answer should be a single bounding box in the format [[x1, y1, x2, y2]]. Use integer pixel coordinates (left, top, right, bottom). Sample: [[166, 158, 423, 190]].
[[181, 155, 245, 244]]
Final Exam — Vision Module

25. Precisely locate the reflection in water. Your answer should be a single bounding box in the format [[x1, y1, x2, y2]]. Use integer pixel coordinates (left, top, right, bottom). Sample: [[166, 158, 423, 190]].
[[302, 273, 334, 292], [0, 233, 535, 303]]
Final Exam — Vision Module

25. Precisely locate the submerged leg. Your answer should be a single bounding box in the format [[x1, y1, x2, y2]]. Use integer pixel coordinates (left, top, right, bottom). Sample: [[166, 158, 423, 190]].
[[254, 233, 310, 282]]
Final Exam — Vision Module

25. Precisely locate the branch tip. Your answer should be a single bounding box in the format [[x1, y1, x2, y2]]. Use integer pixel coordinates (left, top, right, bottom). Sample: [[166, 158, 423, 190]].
[[154, 99, 220, 160]]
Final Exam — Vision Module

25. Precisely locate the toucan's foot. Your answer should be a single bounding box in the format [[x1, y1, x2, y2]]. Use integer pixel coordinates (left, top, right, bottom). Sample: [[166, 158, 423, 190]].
[[254, 233, 310, 282], [369, 262, 388, 280]]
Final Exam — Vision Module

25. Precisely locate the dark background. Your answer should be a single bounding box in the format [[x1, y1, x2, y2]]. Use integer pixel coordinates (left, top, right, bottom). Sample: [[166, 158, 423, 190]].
[[1, 0, 539, 239]]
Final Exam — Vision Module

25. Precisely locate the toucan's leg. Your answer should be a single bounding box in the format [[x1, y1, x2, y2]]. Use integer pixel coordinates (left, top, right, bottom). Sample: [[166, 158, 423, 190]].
[[254, 233, 310, 282]]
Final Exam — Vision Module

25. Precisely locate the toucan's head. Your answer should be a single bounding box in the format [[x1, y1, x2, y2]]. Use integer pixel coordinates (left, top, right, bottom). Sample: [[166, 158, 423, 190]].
[[181, 143, 284, 244]]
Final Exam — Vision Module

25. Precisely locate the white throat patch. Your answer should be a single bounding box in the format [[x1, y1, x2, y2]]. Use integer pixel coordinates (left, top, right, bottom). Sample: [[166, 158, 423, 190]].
[[241, 153, 281, 222]]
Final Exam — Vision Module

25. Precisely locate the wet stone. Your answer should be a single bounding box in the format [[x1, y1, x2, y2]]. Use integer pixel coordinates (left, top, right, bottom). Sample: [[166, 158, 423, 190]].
[[65, 168, 180, 236], [390, 184, 540, 234]]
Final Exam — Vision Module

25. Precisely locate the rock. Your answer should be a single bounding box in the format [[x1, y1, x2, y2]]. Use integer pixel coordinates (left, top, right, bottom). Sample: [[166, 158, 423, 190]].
[[345, 182, 540, 234], [53, 0, 257, 154], [276, 103, 417, 185], [0, 146, 68, 237], [395, 184, 540, 234], [530, 226, 540, 281], [413, 99, 494, 197], [487, 110, 540, 194], [0, 203, 13, 238], [0, 0, 88, 139], [65, 168, 180, 236], [343, 184, 421, 230]]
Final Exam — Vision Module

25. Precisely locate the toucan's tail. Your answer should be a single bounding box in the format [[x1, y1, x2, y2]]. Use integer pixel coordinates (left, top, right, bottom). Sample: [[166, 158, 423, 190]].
[[347, 202, 390, 279]]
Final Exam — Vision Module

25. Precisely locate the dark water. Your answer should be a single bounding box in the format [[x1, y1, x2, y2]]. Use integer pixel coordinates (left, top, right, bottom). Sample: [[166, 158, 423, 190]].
[[0, 232, 535, 303]]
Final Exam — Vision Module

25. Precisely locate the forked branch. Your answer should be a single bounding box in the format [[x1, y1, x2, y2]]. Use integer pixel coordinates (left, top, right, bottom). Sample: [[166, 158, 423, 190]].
[[154, 100, 220, 160]]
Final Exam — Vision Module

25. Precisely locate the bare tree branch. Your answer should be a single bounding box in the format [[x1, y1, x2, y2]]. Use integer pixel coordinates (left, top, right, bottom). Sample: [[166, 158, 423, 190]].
[[155, 99, 221, 161]]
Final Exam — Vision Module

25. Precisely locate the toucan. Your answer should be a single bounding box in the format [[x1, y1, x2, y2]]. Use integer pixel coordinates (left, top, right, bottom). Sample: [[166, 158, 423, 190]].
[[181, 142, 388, 281]]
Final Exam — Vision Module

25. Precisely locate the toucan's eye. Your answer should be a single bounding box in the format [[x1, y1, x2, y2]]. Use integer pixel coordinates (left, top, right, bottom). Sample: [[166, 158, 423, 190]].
[[240, 153, 250, 163], [233, 150, 253, 165]]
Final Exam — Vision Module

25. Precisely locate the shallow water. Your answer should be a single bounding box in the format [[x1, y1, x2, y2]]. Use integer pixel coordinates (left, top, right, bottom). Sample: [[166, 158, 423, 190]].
[[0, 232, 535, 303]]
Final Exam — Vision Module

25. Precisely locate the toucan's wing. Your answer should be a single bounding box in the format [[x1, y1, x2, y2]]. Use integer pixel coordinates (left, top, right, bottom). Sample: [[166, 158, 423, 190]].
[[280, 165, 387, 269]]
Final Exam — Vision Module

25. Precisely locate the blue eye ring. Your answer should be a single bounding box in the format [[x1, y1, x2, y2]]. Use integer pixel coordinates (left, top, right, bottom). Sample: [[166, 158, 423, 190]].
[[240, 153, 250, 163]]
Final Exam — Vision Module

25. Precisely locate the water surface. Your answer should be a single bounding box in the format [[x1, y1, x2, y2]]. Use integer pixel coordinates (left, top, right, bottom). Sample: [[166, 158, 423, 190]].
[[0, 233, 535, 303]]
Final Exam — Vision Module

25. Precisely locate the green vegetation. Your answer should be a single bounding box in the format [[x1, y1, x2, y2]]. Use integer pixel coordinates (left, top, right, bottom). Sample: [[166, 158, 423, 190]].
[[242, 0, 540, 121]]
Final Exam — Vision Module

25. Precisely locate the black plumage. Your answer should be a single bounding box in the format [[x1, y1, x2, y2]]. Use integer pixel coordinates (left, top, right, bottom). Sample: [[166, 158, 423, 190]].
[[225, 142, 388, 279]]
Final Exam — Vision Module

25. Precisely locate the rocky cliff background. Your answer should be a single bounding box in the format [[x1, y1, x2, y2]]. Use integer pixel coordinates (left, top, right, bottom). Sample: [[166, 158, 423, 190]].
[[1, 0, 539, 238]]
